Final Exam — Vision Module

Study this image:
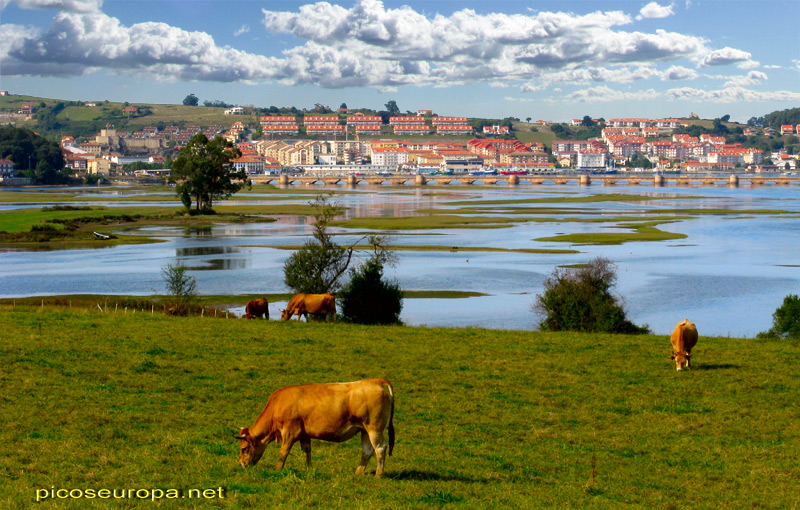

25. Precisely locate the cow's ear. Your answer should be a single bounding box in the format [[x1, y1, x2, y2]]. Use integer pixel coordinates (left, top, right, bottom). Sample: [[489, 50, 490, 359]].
[[669, 354, 676, 360]]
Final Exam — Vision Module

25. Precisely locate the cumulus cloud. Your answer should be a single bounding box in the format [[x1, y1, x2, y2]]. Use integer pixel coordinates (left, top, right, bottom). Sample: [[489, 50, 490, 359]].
[[234, 25, 250, 37], [261, 0, 709, 88], [724, 70, 768, 87], [666, 86, 800, 103], [698, 46, 752, 67], [3, 0, 765, 95], [663, 65, 698, 80], [0, 0, 102, 13], [637, 2, 674, 20], [2, 11, 278, 81], [555, 85, 660, 103]]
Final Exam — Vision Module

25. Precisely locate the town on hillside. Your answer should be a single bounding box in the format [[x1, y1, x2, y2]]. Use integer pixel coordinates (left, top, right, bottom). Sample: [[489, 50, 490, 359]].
[[1, 95, 799, 184]]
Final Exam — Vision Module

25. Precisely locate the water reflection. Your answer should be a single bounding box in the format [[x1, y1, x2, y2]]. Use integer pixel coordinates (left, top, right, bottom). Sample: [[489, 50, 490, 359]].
[[185, 226, 214, 237], [176, 246, 248, 271]]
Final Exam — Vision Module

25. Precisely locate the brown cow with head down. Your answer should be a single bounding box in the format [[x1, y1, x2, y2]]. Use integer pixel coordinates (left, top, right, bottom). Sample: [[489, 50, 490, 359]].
[[280, 293, 336, 321], [670, 318, 698, 371], [235, 378, 395, 477], [244, 298, 269, 319]]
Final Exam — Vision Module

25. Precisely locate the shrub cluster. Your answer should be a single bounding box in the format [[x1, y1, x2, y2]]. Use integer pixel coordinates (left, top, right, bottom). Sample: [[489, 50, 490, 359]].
[[339, 258, 403, 325], [534, 257, 650, 334], [758, 294, 800, 340]]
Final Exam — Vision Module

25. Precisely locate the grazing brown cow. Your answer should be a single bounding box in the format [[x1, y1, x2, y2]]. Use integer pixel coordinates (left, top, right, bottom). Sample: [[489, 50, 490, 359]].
[[280, 293, 336, 322], [670, 319, 699, 371], [244, 298, 269, 320], [235, 378, 395, 477]]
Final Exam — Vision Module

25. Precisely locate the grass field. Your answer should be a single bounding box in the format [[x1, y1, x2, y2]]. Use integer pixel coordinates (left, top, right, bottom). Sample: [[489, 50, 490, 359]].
[[2, 305, 798, 509]]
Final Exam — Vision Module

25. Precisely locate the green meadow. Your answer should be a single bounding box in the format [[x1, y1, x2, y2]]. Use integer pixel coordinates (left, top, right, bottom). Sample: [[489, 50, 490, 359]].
[[2, 305, 798, 509]]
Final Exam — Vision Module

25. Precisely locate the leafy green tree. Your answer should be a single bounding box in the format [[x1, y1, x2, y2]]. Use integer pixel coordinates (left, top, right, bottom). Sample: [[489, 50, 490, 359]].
[[0, 127, 65, 177], [758, 294, 800, 340], [384, 100, 400, 115], [182, 94, 199, 106], [283, 194, 360, 294], [170, 134, 245, 213], [534, 257, 650, 334], [339, 238, 403, 325], [581, 115, 594, 127], [35, 160, 61, 185]]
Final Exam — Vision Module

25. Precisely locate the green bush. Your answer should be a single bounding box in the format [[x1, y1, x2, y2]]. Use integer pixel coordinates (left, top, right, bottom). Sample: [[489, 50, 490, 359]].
[[161, 263, 197, 316], [534, 257, 650, 334], [758, 294, 800, 339], [339, 258, 403, 325]]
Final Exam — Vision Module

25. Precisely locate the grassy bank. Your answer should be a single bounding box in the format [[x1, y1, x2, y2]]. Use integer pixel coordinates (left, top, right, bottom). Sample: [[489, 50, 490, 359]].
[[1, 306, 798, 509]]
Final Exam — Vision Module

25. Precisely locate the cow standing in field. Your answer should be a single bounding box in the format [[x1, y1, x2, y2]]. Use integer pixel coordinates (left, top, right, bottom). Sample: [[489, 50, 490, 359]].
[[280, 293, 336, 322], [670, 319, 699, 371], [244, 298, 269, 320], [235, 378, 395, 477]]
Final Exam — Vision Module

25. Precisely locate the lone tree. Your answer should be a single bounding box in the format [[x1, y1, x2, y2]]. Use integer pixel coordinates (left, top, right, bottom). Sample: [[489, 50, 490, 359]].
[[170, 134, 245, 213], [161, 263, 197, 316], [339, 236, 403, 325], [183, 94, 199, 106], [534, 257, 650, 334], [384, 100, 400, 115], [283, 194, 359, 294]]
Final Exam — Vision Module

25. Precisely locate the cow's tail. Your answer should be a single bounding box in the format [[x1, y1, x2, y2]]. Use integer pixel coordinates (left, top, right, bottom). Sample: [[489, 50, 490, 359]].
[[385, 381, 395, 456]]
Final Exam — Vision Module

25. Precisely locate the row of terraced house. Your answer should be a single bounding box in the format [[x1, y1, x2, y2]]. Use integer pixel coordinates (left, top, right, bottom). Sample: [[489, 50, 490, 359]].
[[260, 112, 482, 137]]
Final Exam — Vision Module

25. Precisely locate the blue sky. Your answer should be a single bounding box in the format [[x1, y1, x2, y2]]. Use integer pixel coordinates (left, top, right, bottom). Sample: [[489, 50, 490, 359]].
[[1, 0, 798, 122]]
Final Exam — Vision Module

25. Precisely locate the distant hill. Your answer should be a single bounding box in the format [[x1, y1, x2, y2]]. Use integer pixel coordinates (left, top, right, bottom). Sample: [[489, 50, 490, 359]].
[[748, 107, 800, 129], [0, 95, 247, 139]]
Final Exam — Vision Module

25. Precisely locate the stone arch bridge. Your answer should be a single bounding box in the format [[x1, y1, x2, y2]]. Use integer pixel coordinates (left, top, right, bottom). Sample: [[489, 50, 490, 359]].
[[251, 173, 800, 187]]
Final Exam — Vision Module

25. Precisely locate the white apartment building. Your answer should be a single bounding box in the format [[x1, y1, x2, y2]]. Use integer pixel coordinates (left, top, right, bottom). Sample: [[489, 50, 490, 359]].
[[371, 148, 409, 167]]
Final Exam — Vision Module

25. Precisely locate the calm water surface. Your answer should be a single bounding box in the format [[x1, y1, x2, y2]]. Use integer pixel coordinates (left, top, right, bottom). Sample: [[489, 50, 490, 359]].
[[1, 182, 799, 337]]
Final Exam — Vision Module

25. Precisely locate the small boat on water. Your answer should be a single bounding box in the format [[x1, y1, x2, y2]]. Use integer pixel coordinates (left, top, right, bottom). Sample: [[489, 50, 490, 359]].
[[500, 170, 526, 176], [93, 232, 111, 240], [470, 169, 498, 176]]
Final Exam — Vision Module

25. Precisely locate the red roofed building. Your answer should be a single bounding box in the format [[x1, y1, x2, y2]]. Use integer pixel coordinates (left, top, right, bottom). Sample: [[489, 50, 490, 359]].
[[260, 116, 299, 136], [0, 158, 16, 177]]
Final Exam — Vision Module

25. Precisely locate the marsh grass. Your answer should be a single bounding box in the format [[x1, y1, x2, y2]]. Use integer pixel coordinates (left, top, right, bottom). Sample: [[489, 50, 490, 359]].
[[2, 306, 799, 508], [534, 222, 688, 245], [259, 244, 579, 255]]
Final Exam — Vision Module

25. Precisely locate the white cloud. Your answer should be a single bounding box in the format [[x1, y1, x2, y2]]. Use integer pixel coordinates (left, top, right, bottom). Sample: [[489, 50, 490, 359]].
[[234, 25, 250, 37], [2, 12, 278, 81], [553, 85, 660, 103], [666, 86, 800, 103], [698, 47, 752, 67], [637, 2, 674, 20], [0, 0, 102, 13], [724, 71, 768, 87], [261, 0, 710, 88], [663, 65, 697, 80], [3, 0, 766, 96]]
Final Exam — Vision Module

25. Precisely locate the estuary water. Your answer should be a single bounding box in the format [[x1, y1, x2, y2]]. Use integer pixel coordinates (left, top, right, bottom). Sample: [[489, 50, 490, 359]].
[[1, 181, 799, 337]]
